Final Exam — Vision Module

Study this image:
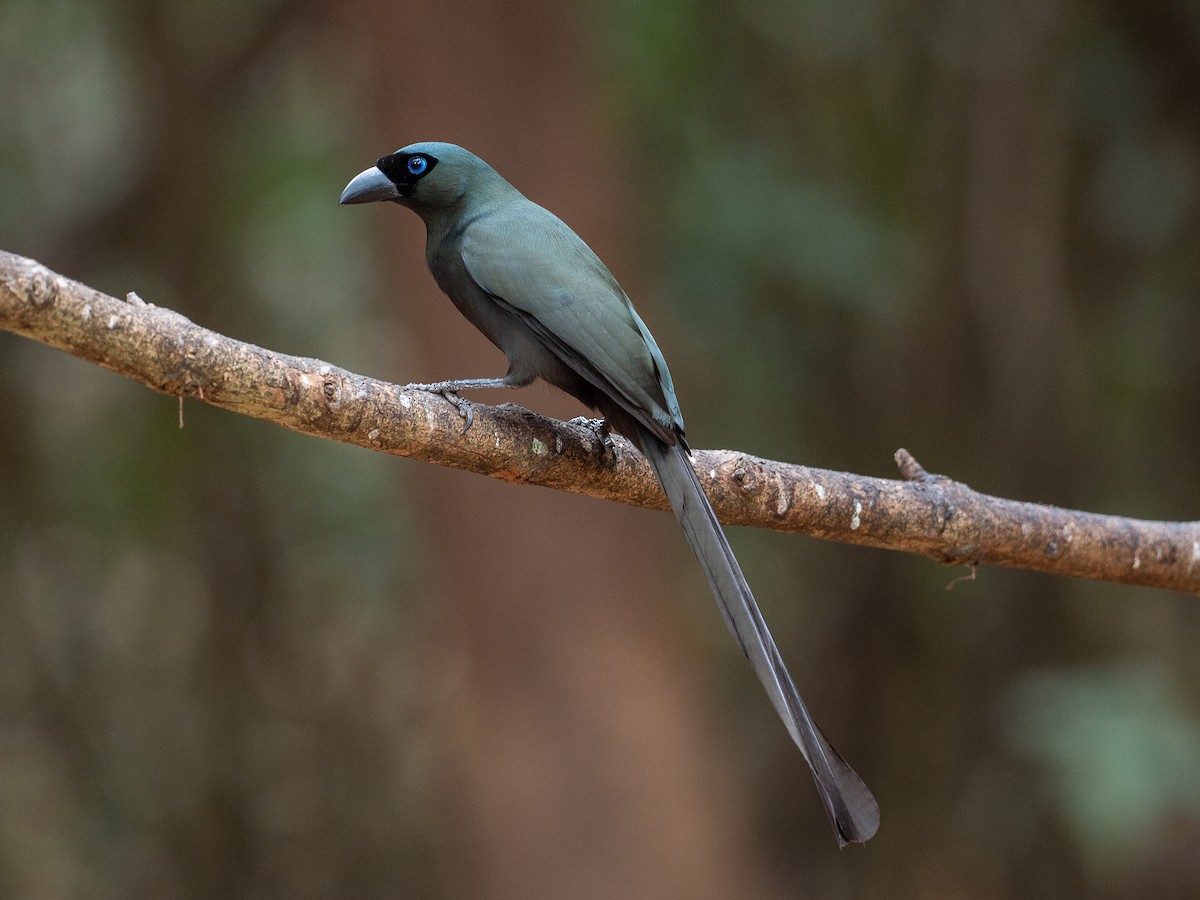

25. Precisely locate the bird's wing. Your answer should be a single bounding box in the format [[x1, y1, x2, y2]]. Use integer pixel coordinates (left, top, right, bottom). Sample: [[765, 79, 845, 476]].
[[460, 204, 683, 443]]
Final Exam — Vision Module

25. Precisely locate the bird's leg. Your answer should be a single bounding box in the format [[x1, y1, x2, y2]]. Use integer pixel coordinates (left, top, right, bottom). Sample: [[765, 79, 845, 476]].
[[404, 377, 512, 393], [403, 377, 512, 432], [568, 416, 617, 459]]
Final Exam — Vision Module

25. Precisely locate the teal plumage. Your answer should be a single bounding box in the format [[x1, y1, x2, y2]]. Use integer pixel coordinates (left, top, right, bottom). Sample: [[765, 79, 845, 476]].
[[341, 142, 879, 845]]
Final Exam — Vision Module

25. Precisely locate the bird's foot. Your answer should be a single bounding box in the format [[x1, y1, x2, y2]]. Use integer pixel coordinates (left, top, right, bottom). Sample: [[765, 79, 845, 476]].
[[442, 391, 474, 432], [568, 416, 617, 458], [444, 393, 475, 434], [404, 377, 512, 434], [405, 382, 475, 432]]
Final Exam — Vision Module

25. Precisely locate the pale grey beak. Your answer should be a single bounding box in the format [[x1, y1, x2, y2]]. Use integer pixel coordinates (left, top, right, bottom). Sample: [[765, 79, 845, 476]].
[[339, 166, 400, 205]]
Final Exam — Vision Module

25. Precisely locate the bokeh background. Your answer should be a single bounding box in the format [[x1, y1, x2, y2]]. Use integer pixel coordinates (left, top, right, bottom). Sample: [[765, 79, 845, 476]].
[[2, 0, 1199, 897]]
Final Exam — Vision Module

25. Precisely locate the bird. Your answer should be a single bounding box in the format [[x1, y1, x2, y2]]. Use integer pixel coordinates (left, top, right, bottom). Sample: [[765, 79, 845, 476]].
[[340, 142, 879, 845]]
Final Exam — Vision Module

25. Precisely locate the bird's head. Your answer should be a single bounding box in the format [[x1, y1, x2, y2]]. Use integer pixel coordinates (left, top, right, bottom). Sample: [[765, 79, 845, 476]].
[[339, 142, 512, 219]]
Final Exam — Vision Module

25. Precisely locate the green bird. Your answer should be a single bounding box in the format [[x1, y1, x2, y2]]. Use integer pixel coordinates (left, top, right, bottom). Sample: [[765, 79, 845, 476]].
[[340, 142, 879, 845]]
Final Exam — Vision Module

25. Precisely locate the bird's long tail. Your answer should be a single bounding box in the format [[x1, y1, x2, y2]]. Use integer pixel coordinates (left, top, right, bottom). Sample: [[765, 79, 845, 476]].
[[640, 435, 879, 845]]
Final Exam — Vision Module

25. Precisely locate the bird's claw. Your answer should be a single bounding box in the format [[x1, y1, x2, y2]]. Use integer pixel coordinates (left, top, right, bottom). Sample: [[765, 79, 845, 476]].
[[443, 391, 474, 432], [405, 382, 474, 433], [568, 416, 616, 458]]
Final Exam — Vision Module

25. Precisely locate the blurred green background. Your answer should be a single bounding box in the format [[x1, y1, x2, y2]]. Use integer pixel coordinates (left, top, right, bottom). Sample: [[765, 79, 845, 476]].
[[2, 0, 1199, 897]]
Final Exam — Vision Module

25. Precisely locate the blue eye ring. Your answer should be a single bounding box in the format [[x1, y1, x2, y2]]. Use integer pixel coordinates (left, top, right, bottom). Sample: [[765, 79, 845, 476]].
[[407, 155, 428, 176]]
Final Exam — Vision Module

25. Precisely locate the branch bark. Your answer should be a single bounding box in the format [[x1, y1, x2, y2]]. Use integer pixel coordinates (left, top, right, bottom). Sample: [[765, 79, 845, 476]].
[[2, 249, 1197, 594]]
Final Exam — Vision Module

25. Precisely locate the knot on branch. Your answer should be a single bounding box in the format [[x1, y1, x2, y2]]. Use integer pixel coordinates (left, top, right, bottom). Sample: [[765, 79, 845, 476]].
[[27, 270, 59, 309], [728, 456, 761, 493], [322, 373, 342, 407]]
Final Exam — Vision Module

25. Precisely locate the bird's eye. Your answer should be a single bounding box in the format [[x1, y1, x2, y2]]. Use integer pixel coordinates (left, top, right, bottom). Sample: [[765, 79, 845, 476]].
[[407, 156, 428, 176]]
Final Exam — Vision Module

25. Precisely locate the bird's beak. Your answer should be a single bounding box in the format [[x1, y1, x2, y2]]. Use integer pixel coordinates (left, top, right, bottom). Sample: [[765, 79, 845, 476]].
[[339, 166, 400, 205]]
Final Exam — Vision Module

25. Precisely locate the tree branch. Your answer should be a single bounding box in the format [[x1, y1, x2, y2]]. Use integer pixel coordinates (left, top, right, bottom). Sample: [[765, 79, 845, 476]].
[[2, 249, 1197, 594]]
